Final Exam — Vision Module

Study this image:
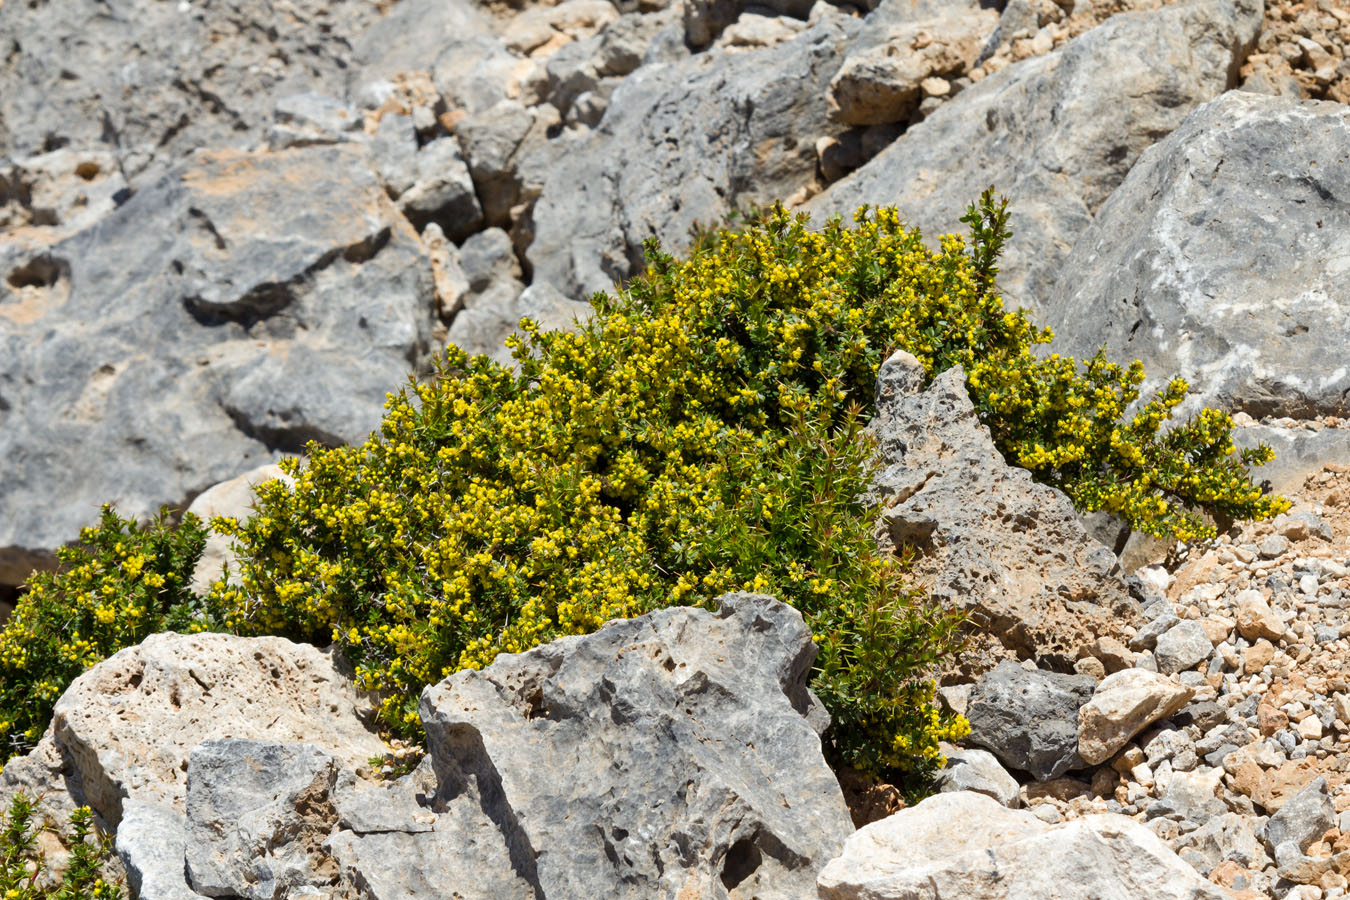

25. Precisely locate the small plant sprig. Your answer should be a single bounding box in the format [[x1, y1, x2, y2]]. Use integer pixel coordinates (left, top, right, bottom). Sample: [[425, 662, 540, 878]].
[[0, 794, 122, 900]]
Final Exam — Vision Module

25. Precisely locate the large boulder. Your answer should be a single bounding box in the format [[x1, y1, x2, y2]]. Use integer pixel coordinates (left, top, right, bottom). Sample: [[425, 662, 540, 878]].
[[817, 791, 1229, 900], [413, 593, 851, 899], [805, 0, 1262, 311], [0, 0, 381, 190], [1045, 92, 1350, 422], [0, 144, 436, 585], [867, 352, 1140, 674], [525, 15, 858, 299]]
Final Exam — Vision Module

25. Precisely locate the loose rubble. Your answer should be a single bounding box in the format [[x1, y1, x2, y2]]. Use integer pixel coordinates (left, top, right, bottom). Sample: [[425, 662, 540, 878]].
[[927, 465, 1350, 899]]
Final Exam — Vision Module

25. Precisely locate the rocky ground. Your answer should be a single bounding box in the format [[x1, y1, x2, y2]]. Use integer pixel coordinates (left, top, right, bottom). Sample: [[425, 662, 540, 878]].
[[5, 0, 1350, 897], [921, 465, 1350, 899]]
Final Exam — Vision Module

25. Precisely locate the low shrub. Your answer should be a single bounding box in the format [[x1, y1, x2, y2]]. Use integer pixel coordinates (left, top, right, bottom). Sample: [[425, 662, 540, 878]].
[[0, 794, 122, 899], [0, 508, 206, 760], [0, 193, 1285, 785]]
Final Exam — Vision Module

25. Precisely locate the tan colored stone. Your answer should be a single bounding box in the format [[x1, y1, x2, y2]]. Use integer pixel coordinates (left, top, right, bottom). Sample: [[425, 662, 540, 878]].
[[1259, 701, 1291, 736], [186, 462, 290, 594], [1092, 636, 1136, 673], [1199, 615, 1235, 645], [1235, 590, 1286, 642], [1231, 758, 1345, 814], [1245, 639, 1276, 675], [1078, 668, 1194, 765]]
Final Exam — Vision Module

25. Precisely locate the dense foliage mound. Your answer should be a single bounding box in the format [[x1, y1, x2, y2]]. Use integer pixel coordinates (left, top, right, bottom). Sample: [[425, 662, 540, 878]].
[[0, 193, 1285, 783]]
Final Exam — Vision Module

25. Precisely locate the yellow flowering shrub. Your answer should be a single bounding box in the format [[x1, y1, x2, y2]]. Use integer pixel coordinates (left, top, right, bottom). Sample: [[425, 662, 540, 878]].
[[204, 192, 1281, 776], [0, 192, 1284, 793], [1, 794, 122, 899], [0, 508, 207, 760]]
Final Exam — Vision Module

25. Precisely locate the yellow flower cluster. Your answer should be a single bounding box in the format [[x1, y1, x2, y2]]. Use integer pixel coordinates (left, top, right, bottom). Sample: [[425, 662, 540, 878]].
[[0, 191, 1284, 787]]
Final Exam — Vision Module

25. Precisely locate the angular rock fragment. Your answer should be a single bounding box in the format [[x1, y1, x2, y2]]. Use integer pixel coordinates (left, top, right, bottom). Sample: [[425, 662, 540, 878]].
[[868, 352, 1140, 673], [416, 593, 851, 898], [1078, 668, 1194, 766], [965, 660, 1096, 781], [185, 740, 340, 900]]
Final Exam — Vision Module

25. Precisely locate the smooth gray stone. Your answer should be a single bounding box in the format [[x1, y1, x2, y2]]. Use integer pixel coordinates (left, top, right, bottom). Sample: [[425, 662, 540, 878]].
[[1046, 92, 1350, 422]]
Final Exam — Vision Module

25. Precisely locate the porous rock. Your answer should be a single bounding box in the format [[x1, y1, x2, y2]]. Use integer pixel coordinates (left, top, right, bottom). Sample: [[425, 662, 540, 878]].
[[417, 592, 851, 899], [816, 791, 1229, 900], [965, 660, 1096, 782], [50, 632, 386, 825], [1078, 668, 1194, 766], [807, 0, 1262, 311], [0, 145, 435, 585], [867, 352, 1140, 673], [1045, 92, 1350, 421]]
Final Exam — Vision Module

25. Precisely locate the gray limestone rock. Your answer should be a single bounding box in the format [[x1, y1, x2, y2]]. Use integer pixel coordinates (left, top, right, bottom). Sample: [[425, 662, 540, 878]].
[[806, 0, 1263, 312], [185, 740, 340, 900], [526, 16, 858, 300], [867, 353, 1140, 673], [0, 0, 382, 190], [965, 660, 1097, 781], [417, 593, 851, 899], [1265, 776, 1335, 854], [1172, 812, 1270, 875], [454, 102, 537, 227], [116, 800, 201, 900], [268, 92, 363, 150], [0, 144, 435, 584], [449, 281, 592, 366], [351, 0, 494, 87], [1146, 768, 1229, 823], [1045, 92, 1350, 421], [368, 113, 420, 199], [1154, 620, 1214, 675], [326, 757, 535, 900], [398, 137, 484, 240]]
